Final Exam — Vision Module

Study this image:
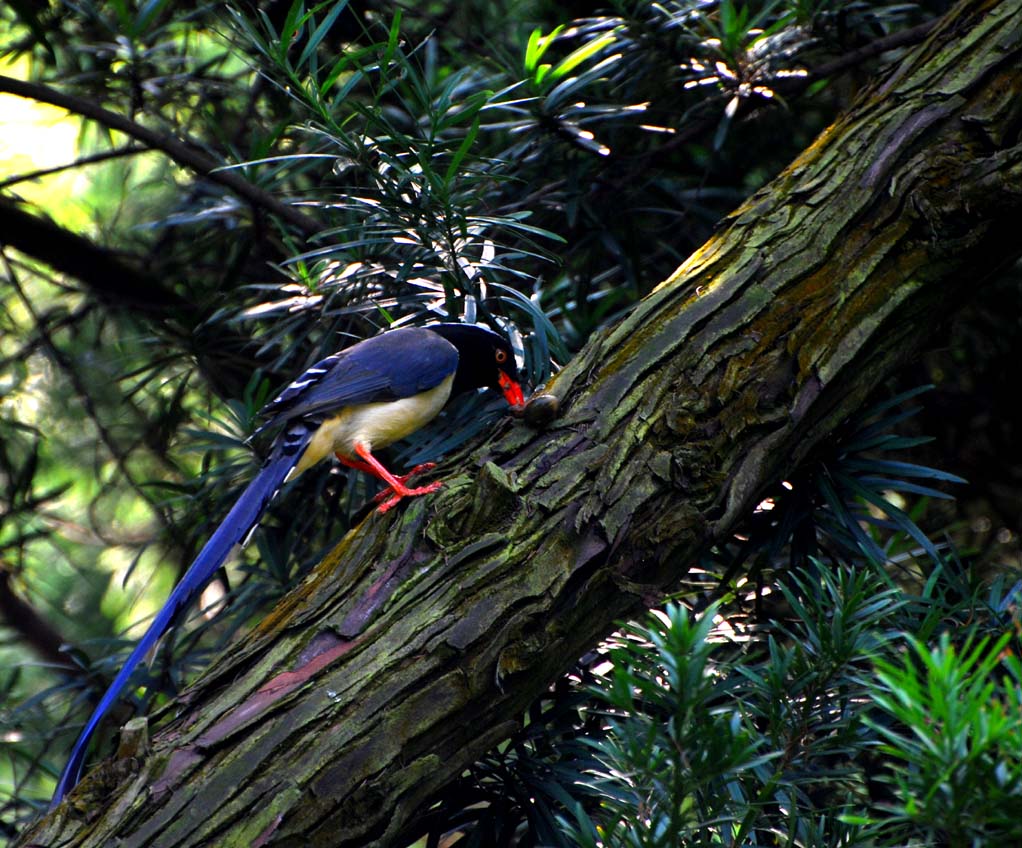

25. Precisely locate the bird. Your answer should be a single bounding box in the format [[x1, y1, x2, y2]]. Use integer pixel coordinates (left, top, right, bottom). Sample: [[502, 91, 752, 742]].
[[50, 322, 525, 806]]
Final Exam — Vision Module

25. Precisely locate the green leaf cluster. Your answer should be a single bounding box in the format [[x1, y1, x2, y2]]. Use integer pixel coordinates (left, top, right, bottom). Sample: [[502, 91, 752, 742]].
[[1, 0, 1013, 840], [563, 565, 1022, 847]]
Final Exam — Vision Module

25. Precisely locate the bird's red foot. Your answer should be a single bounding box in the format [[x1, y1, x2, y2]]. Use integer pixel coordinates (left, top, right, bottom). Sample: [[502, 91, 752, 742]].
[[370, 462, 438, 505], [339, 445, 443, 513], [376, 479, 444, 513]]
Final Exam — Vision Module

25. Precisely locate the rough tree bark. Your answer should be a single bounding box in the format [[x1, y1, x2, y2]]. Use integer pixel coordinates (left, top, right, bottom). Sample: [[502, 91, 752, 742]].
[[20, 0, 1022, 845]]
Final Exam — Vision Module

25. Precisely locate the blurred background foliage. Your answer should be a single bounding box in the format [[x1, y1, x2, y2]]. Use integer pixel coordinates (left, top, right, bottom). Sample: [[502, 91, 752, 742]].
[[1, 0, 1020, 844]]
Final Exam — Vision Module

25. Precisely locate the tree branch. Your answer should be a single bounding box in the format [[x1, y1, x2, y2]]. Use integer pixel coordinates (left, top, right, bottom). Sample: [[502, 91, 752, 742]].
[[0, 198, 292, 404], [808, 18, 939, 80], [19, 0, 1022, 844], [0, 567, 77, 676], [0, 145, 143, 191], [0, 196, 186, 313], [0, 75, 321, 238]]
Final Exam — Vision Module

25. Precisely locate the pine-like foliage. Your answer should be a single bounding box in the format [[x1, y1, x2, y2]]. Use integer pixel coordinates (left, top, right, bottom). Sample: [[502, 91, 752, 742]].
[[2, 0, 1019, 841]]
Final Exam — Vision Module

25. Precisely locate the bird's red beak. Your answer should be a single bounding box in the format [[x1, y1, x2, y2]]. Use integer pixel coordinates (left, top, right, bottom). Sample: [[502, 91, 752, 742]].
[[498, 371, 525, 408]]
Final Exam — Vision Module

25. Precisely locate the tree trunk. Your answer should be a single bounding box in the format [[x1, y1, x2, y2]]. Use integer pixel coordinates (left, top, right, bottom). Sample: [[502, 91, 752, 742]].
[[21, 0, 1022, 845]]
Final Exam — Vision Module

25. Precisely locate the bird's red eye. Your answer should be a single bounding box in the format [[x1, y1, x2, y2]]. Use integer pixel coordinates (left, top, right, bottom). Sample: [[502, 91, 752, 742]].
[[495, 349, 508, 364]]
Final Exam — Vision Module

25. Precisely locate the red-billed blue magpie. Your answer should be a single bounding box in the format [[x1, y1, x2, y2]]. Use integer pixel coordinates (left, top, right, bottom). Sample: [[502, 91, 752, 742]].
[[51, 323, 524, 806]]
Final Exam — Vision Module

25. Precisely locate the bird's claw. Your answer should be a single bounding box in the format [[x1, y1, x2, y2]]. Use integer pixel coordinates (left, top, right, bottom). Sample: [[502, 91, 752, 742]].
[[370, 463, 438, 505], [375, 480, 444, 513], [402, 461, 438, 479]]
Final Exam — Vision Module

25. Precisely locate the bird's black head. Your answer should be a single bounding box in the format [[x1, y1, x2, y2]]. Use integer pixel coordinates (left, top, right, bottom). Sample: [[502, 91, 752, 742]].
[[426, 323, 525, 407]]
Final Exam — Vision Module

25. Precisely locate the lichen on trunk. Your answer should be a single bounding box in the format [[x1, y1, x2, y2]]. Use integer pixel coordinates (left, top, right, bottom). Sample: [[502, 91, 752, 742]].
[[21, 1, 1022, 845]]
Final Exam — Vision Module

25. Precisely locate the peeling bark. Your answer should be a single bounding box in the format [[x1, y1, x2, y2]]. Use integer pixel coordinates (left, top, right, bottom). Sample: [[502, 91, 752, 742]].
[[20, 0, 1022, 845]]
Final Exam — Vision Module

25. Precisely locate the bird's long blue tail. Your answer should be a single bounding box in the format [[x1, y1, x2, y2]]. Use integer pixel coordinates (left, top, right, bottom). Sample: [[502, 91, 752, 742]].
[[50, 424, 311, 807]]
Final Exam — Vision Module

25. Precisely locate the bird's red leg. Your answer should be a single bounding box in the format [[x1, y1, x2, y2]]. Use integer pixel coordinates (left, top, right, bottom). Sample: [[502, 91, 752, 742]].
[[339, 444, 442, 513], [335, 455, 376, 476], [335, 454, 436, 486]]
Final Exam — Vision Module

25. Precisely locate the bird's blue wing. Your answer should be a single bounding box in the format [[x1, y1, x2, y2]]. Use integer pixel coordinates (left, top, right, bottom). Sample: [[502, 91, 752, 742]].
[[50, 423, 313, 807], [257, 350, 348, 420], [257, 328, 459, 433]]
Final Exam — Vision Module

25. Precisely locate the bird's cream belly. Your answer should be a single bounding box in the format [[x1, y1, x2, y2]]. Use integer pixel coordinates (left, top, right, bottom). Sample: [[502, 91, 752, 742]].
[[293, 375, 454, 474]]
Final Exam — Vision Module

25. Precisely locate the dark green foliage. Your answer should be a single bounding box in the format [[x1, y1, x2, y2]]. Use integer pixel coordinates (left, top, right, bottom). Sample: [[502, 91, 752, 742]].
[[408, 670, 608, 848], [558, 565, 1022, 847], [736, 386, 968, 576], [570, 601, 779, 847], [865, 632, 1022, 844], [2, 0, 1020, 842]]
